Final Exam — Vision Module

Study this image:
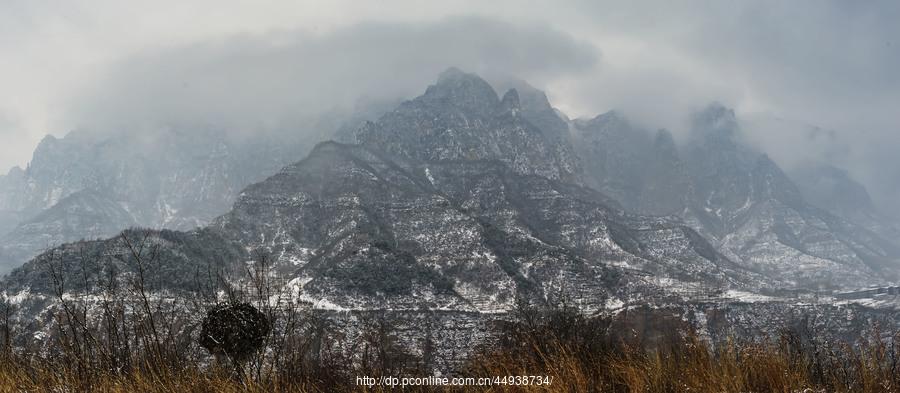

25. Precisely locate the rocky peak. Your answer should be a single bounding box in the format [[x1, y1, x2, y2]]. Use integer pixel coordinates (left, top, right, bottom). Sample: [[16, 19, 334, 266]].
[[491, 78, 568, 139], [572, 110, 659, 213], [499, 89, 521, 114], [653, 129, 677, 153], [583, 110, 629, 131], [790, 164, 879, 219], [751, 154, 805, 207], [423, 67, 500, 117], [35, 134, 59, 148], [27, 135, 61, 171], [492, 78, 553, 114], [690, 103, 739, 145], [684, 103, 758, 179], [355, 68, 580, 182], [4, 166, 24, 181]]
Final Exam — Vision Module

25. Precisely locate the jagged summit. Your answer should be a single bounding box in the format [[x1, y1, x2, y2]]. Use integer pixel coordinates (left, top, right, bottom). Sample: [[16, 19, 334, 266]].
[[490, 77, 569, 138], [0, 189, 138, 269], [4, 166, 24, 178], [653, 129, 677, 150], [304, 139, 351, 158], [572, 109, 679, 215], [571, 106, 900, 286], [356, 68, 580, 182], [695, 102, 736, 123], [27, 134, 63, 171], [749, 154, 806, 207], [581, 110, 629, 129], [423, 67, 500, 116], [491, 78, 553, 113], [793, 164, 878, 217], [435, 66, 468, 83], [35, 133, 58, 146], [0, 124, 324, 272], [691, 102, 740, 142], [499, 88, 521, 114]]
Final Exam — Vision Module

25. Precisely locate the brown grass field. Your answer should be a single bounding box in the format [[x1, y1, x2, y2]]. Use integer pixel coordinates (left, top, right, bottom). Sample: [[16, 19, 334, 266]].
[[2, 306, 899, 393]]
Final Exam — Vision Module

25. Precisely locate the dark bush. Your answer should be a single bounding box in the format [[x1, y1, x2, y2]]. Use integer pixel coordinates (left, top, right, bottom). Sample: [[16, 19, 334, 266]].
[[199, 302, 271, 363]]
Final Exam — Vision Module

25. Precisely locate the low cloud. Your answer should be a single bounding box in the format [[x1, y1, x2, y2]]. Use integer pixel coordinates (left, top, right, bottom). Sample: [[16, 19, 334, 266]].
[[2, 1, 898, 216], [0, 113, 20, 173], [64, 16, 597, 134], [543, 1, 900, 215]]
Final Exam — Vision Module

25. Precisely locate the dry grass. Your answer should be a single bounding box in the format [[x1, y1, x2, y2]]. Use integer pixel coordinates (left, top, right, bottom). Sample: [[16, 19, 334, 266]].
[[465, 308, 900, 393], [3, 309, 900, 392], [3, 334, 899, 393], [0, 358, 322, 393]]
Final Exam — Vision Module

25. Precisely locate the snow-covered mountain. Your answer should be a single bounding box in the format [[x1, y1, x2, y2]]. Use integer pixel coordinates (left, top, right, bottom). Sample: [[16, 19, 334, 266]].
[[572, 103, 900, 288], [4, 70, 766, 312], [0, 129, 299, 272], [0, 69, 898, 296], [0, 105, 391, 273], [790, 164, 900, 244], [4, 68, 899, 293], [3, 68, 900, 363]]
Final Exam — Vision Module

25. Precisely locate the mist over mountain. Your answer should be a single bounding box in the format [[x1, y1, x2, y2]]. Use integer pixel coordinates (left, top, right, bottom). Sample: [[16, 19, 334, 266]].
[[3, 65, 899, 284], [1, 64, 899, 378], [1, 68, 896, 292], [0, 105, 386, 272], [3, 70, 770, 307], [5, 4, 900, 218], [1, 4, 900, 383]]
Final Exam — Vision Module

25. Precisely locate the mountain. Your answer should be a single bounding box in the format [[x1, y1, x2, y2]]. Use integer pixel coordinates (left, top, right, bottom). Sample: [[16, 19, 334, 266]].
[[0, 129, 293, 272], [683, 105, 900, 287], [572, 111, 689, 216], [355, 68, 580, 183], [0, 189, 136, 268], [489, 77, 571, 139], [5, 69, 898, 292], [210, 140, 765, 311], [740, 115, 900, 246], [3, 70, 768, 315], [0, 109, 386, 273], [572, 103, 900, 288], [790, 164, 900, 243], [4, 68, 900, 367], [0, 166, 28, 235]]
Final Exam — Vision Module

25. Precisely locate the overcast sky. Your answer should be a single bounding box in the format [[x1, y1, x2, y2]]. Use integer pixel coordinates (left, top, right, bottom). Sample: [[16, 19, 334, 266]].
[[1, 0, 898, 211]]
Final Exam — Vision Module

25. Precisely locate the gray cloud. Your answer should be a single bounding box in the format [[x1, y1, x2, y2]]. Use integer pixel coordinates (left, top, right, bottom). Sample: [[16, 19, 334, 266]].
[[0, 113, 21, 173], [2, 1, 898, 215], [64, 16, 597, 134], [538, 1, 900, 216]]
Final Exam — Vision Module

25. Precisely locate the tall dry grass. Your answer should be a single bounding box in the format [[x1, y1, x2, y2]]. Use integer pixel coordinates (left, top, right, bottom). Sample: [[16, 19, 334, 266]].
[[467, 304, 900, 393], [2, 309, 900, 392]]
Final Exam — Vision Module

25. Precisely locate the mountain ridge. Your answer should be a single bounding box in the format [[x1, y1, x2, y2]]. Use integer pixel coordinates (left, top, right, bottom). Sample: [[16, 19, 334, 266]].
[[2, 68, 898, 295]]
